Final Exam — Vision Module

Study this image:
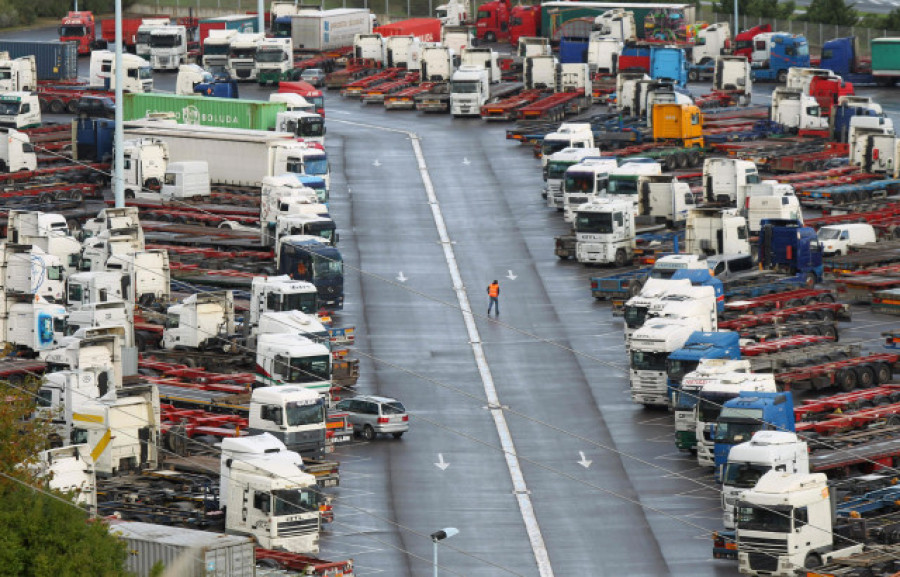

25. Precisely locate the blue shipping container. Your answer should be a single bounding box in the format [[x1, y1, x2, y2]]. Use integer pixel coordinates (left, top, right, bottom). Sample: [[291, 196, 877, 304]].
[[0, 40, 78, 81]]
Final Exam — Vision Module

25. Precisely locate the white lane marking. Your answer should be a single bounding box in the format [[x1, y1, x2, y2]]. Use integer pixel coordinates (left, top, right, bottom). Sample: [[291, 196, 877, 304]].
[[332, 118, 555, 577]]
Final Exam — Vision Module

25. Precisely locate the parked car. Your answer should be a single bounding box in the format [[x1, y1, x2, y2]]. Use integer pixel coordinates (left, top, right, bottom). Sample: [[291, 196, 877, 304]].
[[333, 395, 409, 440], [300, 68, 326, 87], [75, 96, 115, 119]]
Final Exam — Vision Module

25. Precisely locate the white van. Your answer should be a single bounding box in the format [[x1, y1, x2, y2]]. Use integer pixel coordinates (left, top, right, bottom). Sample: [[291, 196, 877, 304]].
[[817, 223, 877, 256]]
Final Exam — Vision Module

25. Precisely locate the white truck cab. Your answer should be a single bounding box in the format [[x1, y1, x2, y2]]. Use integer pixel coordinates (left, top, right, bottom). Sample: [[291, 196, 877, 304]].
[[574, 197, 636, 266], [203, 29, 237, 68], [562, 157, 618, 222], [136, 18, 170, 58], [228, 33, 266, 81], [149, 25, 188, 71], [0, 92, 40, 130], [770, 87, 829, 134], [449, 64, 490, 117], [275, 110, 325, 144], [539, 123, 596, 166], [89, 50, 153, 92]]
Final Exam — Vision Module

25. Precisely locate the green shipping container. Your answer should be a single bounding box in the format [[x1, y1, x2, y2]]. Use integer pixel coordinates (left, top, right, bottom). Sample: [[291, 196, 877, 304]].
[[122, 93, 287, 130], [540, 1, 694, 40], [871, 38, 900, 76]]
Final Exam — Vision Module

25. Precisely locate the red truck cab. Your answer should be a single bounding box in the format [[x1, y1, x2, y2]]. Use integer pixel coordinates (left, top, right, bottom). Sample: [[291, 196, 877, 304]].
[[279, 80, 325, 116], [733, 24, 770, 61], [509, 4, 540, 45], [808, 76, 855, 116], [59, 11, 96, 55], [476, 0, 511, 42]]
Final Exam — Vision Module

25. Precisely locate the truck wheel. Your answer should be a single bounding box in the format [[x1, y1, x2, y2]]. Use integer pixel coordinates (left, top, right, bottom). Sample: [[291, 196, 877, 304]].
[[856, 365, 876, 388], [876, 363, 893, 384], [484, 32, 496, 42], [803, 553, 822, 569], [125, 191, 135, 200], [777, 70, 788, 83], [362, 425, 376, 441], [614, 249, 628, 268], [49, 100, 65, 114], [804, 272, 817, 288], [837, 369, 857, 392], [66, 99, 79, 114], [688, 69, 699, 82]]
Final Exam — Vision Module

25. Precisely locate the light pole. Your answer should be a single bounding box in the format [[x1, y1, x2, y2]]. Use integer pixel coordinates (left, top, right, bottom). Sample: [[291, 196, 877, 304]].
[[431, 527, 458, 577], [113, 0, 124, 208], [734, 0, 739, 38]]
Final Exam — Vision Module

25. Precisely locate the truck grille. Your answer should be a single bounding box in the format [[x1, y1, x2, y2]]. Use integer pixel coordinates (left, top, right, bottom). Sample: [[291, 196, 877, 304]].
[[747, 552, 779, 572], [738, 536, 788, 554], [277, 517, 318, 537]]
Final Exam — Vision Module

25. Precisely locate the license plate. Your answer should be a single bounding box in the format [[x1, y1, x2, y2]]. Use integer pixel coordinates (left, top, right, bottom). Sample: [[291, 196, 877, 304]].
[[333, 435, 351, 443], [320, 479, 339, 488]]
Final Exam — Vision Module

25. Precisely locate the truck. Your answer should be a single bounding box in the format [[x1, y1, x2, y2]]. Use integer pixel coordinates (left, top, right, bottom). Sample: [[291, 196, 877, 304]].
[[721, 431, 809, 528], [770, 87, 829, 137], [587, 34, 622, 76], [280, 9, 373, 53], [759, 219, 824, 287], [0, 92, 40, 130], [375, 18, 442, 43], [276, 235, 344, 310], [538, 122, 595, 163], [449, 64, 492, 117], [149, 25, 189, 71], [99, 16, 164, 52], [0, 41, 78, 82], [7, 210, 82, 276], [539, 2, 695, 42], [0, 56, 35, 92], [175, 63, 239, 98], [0, 127, 37, 173], [870, 37, 900, 85], [136, 18, 171, 59], [475, 0, 511, 42], [58, 11, 96, 55], [202, 29, 237, 68], [199, 14, 258, 45], [560, 157, 618, 222], [703, 157, 760, 205], [733, 24, 771, 60], [750, 33, 810, 83], [275, 110, 325, 145], [732, 471, 900, 575], [228, 33, 265, 81], [256, 37, 295, 85], [649, 45, 688, 87], [684, 208, 751, 257], [436, 0, 469, 26], [573, 198, 637, 266], [88, 50, 153, 94], [544, 147, 602, 209]]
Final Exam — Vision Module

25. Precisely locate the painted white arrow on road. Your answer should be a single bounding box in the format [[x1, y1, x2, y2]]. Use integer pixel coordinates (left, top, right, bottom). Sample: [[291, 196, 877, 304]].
[[507, 270, 518, 280], [373, 159, 381, 167], [435, 453, 450, 470], [577, 451, 593, 468], [397, 272, 408, 282], [463, 157, 471, 165]]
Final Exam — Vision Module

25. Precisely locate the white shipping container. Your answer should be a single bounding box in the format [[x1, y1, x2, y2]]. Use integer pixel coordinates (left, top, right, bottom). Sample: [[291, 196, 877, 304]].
[[291, 8, 372, 52], [110, 522, 255, 577]]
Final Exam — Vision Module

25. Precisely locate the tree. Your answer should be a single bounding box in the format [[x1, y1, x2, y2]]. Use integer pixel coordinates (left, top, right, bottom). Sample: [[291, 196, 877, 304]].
[[715, 0, 796, 21], [802, 0, 857, 25]]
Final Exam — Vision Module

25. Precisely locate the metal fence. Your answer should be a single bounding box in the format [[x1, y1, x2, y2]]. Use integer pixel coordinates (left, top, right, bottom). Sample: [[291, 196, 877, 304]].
[[699, 7, 900, 57]]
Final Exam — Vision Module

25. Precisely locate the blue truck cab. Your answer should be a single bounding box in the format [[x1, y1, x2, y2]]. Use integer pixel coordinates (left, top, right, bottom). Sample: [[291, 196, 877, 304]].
[[751, 34, 810, 83], [194, 77, 239, 99], [712, 391, 795, 482], [650, 46, 688, 87], [277, 235, 345, 310], [758, 219, 823, 286], [667, 330, 741, 404], [820, 37, 875, 85]]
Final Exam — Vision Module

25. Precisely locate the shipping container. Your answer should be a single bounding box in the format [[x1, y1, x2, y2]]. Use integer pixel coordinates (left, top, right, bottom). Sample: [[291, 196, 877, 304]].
[[374, 17, 442, 42], [122, 92, 286, 130], [0, 40, 78, 81], [540, 2, 695, 40], [289, 8, 372, 52], [199, 14, 259, 43], [109, 522, 255, 577], [871, 37, 900, 76]]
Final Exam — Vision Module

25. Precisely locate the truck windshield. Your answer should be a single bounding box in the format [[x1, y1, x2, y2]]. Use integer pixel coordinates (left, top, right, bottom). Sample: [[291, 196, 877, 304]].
[[0, 69, 11, 80], [67, 284, 84, 303], [797, 43, 809, 56], [279, 354, 330, 383], [574, 211, 613, 234], [151, 34, 182, 48], [137, 31, 153, 44], [565, 172, 595, 193], [312, 254, 342, 278], [286, 398, 324, 427], [307, 222, 335, 242], [735, 503, 792, 533], [303, 156, 328, 175], [300, 118, 324, 137], [734, 40, 752, 51], [631, 349, 668, 371], [59, 25, 87, 36], [540, 140, 569, 157], [451, 80, 480, 93], [666, 358, 698, 384], [673, 387, 700, 411], [0, 101, 21, 115], [698, 393, 734, 423], [723, 462, 769, 488], [546, 161, 574, 180], [714, 417, 762, 446], [623, 305, 647, 329], [280, 292, 317, 314], [608, 177, 637, 195], [476, 9, 491, 20], [230, 47, 257, 59], [139, 66, 153, 80], [204, 43, 230, 55], [272, 21, 292, 37], [272, 488, 320, 516], [256, 49, 286, 63]]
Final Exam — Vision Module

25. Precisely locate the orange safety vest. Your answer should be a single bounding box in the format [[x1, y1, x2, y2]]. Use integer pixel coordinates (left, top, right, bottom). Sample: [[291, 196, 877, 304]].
[[488, 283, 499, 298]]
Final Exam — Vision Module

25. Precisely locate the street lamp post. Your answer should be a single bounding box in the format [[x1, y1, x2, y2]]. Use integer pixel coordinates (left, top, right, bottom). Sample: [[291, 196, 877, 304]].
[[430, 528, 459, 577], [734, 0, 739, 38]]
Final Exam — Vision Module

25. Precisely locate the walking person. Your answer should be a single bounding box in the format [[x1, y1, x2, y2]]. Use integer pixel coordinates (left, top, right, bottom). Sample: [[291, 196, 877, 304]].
[[487, 280, 500, 316]]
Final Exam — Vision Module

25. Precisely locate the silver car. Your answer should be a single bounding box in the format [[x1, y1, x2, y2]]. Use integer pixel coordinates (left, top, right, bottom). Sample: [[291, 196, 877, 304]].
[[334, 395, 409, 440], [301, 68, 327, 87]]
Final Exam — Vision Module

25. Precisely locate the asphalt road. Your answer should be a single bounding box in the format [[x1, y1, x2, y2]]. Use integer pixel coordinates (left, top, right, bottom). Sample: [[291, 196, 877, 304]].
[[4, 25, 900, 576]]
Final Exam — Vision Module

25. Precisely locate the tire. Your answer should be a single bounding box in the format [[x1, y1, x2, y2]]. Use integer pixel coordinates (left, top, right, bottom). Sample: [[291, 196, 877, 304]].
[[614, 249, 627, 267], [362, 425, 376, 441], [484, 32, 496, 42], [125, 191, 135, 200], [68, 190, 83, 202], [837, 369, 857, 392], [392, 432, 404, 439], [876, 363, 893, 384], [688, 69, 699, 82], [821, 325, 837, 340], [777, 69, 788, 83], [49, 99, 65, 114], [805, 272, 817, 288], [804, 553, 822, 569], [66, 99, 79, 114], [819, 293, 835, 303], [856, 365, 876, 388]]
